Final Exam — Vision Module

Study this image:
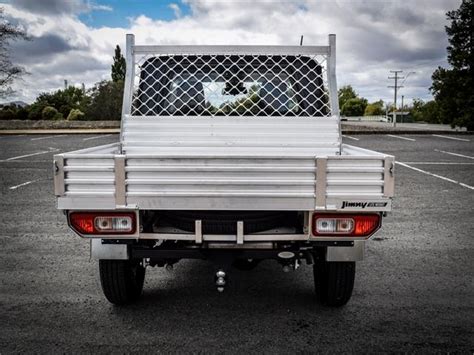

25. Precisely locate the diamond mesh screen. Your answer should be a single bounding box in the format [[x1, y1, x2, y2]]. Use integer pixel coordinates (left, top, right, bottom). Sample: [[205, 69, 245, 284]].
[[130, 51, 332, 117]]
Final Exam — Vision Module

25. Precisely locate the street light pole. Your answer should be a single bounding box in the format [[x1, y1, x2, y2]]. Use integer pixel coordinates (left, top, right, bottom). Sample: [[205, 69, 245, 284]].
[[398, 71, 416, 125], [401, 95, 404, 123]]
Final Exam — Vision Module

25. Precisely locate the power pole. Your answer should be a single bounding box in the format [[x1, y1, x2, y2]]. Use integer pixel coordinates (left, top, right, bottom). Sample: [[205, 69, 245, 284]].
[[388, 70, 404, 127]]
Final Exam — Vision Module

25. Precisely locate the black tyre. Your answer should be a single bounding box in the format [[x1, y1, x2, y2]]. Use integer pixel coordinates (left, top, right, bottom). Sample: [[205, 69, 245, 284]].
[[232, 258, 261, 271], [99, 260, 146, 305], [313, 261, 355, 307]]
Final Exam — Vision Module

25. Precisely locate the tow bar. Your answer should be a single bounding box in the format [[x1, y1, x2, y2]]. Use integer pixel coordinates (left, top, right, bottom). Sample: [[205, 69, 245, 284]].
[[215, 269, 227, 292]]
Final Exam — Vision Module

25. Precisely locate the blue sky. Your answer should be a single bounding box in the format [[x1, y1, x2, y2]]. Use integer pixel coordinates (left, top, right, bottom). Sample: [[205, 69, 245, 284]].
[[79, 0, 191, 27]]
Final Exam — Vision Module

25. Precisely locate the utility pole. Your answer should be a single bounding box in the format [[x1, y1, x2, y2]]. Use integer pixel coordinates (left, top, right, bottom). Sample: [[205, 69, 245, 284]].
[[64, 79, 68, 90], [388, 70, 404, 127], [300, 35, 304, 46]]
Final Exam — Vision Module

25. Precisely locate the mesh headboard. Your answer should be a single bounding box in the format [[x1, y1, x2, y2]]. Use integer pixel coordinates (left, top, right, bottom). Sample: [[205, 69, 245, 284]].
[[122, 35, 340, 119]]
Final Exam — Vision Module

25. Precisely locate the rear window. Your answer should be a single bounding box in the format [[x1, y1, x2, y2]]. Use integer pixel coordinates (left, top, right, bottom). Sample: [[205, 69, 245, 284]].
[[165, 72, 299, 115]]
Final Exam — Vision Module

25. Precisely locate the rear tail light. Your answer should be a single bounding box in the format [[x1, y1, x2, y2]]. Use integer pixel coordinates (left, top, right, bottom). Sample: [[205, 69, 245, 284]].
[[312, 214, 381, 237], [69, 212, 136, 235]]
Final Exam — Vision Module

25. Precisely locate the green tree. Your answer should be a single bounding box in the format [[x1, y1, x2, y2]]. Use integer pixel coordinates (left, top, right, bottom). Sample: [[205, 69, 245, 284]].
[[15, 106, 28, 120], [67, 108, 85, 121], [0, 106, 14, 119], [338, 85, 357, 110], [85, 80, 124, 120], [0, 104, 28, 120], [27, 102, 45, 120], [410, 99, 441, 123], [111, 45, 126, 82], [42, 106, 60, 120], [0, 8, 28, 97], [431, 0, 474, 130], [30, 86, 88, 120], [341, 97, 368, 116], [364, 100, 384, 116], [422, 101, 441, 123], [410, 98, 425, 122]]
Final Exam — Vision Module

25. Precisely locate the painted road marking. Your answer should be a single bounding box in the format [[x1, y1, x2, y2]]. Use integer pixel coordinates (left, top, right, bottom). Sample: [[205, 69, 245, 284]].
[[9, 178, 42, 190], [386, 134, 416, 141], [432, 134, 470, 142], [434, 149, 474, 160], [396, 162, 474, 190], [4, 148, 59, 161], [342, 135, 359, 141], [402, 162, 474, 165], [0, 160, 54, 163], [83, 134, 112, 141], [31, 135, 66, 141]]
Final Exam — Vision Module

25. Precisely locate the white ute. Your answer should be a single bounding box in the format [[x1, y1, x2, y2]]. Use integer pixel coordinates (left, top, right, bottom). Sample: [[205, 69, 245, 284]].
[[54, 34, 395, 306]]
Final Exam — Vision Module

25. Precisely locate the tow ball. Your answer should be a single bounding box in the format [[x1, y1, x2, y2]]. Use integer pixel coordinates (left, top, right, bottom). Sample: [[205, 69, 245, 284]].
[[214, 270, 227, 292]]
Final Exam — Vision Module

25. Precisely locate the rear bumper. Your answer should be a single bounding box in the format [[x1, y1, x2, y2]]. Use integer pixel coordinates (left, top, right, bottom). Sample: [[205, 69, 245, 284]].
[[91, 239, 365, 262]]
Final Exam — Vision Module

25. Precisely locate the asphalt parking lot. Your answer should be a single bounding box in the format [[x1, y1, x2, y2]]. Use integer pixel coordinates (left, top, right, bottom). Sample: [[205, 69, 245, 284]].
[[1, 133, 473, 353]]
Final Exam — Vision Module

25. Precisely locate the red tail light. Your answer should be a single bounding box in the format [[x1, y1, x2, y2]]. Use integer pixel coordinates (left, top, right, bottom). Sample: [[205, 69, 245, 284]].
[[69, 212, 136, 235], [312, 213, 381, 237]]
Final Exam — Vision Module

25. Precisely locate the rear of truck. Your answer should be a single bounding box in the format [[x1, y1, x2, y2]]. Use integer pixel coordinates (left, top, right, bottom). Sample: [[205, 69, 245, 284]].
[[54, 34, 394, 306]]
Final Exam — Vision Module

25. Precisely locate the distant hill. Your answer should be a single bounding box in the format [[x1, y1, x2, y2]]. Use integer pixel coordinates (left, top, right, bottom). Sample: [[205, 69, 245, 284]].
[[0, 101, 28, 108]]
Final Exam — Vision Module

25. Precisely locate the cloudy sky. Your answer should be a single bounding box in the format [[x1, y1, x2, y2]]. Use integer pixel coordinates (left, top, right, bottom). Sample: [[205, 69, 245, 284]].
[[1, 0, 460, 105]]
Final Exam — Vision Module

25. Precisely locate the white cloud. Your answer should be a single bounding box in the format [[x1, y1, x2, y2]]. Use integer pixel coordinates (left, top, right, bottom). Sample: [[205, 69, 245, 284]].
[[3, 0, 461, 105], [169, 3, 182, 18], [89, 3, 112, 12]]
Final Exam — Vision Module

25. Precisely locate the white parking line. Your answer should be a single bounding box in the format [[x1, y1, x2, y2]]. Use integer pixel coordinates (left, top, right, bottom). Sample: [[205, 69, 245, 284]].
[[83, 134, 112, 141], [386, 134, 416, 141], [402, 162, 474, 165], [434, 149, 474, 160], [432, 134, 470, 142], [9, 178, 42, 190], [4, 148, 59, 161], [31, 135, 66, 141], [0, 160, 52, 163], [396, 162, 474, 190], [342, 135, 359, 141]]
